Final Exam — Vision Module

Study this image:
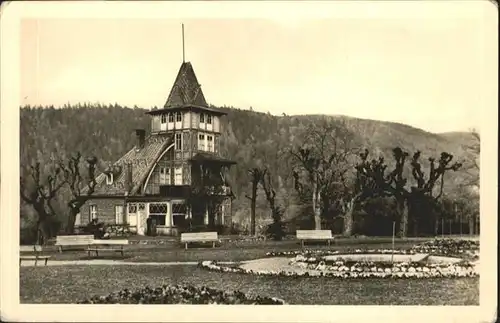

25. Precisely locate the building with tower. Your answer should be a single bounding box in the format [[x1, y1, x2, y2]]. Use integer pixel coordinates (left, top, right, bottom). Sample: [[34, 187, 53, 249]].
[[78, 59, 236, 236]]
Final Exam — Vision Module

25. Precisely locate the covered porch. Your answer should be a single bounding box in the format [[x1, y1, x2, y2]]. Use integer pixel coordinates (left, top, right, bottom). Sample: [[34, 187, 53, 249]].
[[125, 197, 231, 236]]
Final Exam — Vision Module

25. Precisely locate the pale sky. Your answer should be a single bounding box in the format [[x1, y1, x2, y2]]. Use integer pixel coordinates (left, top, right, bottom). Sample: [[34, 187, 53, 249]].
[[19, 2, 496, 133]]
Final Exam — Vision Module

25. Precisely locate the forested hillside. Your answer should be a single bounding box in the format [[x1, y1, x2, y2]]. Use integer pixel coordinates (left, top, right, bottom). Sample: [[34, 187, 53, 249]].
[[20, 104, 479, 238]]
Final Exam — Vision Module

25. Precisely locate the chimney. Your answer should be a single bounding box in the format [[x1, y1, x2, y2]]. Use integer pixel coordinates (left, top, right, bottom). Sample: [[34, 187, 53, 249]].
[[135, 129, 146, 149], [125, 162, 133, 193]]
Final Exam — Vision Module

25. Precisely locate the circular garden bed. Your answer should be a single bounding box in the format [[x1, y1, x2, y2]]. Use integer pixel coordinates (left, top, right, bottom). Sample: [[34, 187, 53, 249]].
[[199, 238, 479, 279]]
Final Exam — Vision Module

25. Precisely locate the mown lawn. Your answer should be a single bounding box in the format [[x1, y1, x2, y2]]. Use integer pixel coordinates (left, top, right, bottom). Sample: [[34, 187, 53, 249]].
[[20, 265, 479, 305], [40, 239, 422, 263]]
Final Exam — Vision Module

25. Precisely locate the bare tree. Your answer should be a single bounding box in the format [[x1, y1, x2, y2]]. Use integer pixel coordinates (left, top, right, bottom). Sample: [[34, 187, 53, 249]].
[[189, 163, 232, 230], [260, 167, 285, 239], [60, 153, 98, 234], [291, 119, 358, 230], [357, 148, 462, 237], [20, 162, 66, 244], [245, 167, 266, 236]]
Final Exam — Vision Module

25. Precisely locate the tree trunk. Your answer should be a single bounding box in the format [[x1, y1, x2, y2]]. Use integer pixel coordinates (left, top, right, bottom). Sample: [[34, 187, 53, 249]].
[[412, 218, 418, 237], [342, 198, 355, 236], [37, 220, 50, 245], [434, 216, 439, 236], [468, 217, 475, 235], [312, 183, 321, 230], [250, 180, 258, 236], [208, 200, 216, 229], [397, 198, 409, 238], [66, 207, 79, 234]]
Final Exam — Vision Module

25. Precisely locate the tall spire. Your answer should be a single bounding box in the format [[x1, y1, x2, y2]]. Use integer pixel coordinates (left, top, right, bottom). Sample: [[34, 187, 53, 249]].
[[182, 23, 185, 63]]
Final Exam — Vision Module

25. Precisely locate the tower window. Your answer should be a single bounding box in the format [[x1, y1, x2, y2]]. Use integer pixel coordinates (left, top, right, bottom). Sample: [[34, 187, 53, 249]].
[[176, 112, 182, 122], [174, 167, 183, 185], [207, 135, 213, 152], [207, 115, 212, 124], [161, 114, 167, 124], [159, 167, 171, 185], [198, 134, 205, 151], [168, 112, 174, 123], [175, 133, 182, 150], [200, 113, 205, 123]]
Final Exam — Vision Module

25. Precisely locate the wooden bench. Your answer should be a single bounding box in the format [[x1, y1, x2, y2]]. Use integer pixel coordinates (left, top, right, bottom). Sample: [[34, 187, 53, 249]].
[[296, 230, 335, 248], [87, 239, 129, 257], [180, 232, 219, 250], [55, 235, 95, 252], [19, 245, 51, 266]]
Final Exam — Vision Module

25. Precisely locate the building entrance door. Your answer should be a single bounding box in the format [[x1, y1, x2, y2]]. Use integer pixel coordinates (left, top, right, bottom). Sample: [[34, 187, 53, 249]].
[[137, 203, 147, 235]]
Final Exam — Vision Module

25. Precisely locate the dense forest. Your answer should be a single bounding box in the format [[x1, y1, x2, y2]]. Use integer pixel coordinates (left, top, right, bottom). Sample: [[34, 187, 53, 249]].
[[20, 103, 480, 241]]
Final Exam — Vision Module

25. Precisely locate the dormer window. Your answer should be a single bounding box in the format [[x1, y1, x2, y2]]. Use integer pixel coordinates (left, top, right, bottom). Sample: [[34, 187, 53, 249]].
[[207, 115, 212, 124], [161, 114, 167, 124], [168, 112, 174, 123], [200, 113, 205, 123], [106, 173, 114, 185], [176, 112, 182, 122]]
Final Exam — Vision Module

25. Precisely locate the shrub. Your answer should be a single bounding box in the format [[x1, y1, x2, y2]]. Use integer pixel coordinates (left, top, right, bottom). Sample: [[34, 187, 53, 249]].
[[78, 284, 286, 305], [82, 219, 107, 238]]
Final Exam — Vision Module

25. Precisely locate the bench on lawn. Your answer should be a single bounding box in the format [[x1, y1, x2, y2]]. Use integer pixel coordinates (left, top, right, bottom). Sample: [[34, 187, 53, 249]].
[[180, 232, 219, 250], [55, 235, 95, 252], [19, 245, 51, 266], [87, 239, 128, 257], [296, 230, 335, 248]]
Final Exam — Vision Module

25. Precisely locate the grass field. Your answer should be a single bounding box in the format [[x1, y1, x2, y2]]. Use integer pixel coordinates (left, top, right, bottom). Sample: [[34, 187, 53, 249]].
[[37, 238, 426, 262], [20, 265, 479, 305], [19, 237, 480, 305]]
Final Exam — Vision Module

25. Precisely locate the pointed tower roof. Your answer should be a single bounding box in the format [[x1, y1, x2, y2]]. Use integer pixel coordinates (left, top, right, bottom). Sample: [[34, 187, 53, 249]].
[[147, 61, 227, 116], [164, 62, 208, 108]]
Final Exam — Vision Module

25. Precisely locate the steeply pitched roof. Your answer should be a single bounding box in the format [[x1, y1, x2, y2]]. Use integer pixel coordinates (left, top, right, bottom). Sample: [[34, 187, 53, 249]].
[[164, 62, 208, 109], [84, 134, 174, 196]]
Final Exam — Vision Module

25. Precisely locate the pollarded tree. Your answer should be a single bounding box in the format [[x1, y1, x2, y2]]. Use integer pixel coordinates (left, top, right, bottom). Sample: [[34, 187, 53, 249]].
[[357, 148, 462, 237], [339, 149, 389, 236], [20, 162, 66, 244], [60, 153, 98, 234], [189, 162, 233, 230], [242, 135, 272, 236], [291, 118, 358, 230], [260, 167, 285, 240], [245, 167, 266, 236]]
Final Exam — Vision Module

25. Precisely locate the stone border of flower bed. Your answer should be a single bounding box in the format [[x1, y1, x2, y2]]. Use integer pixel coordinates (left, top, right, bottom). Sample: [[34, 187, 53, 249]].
[[199, 258, 478, 279], [78, 283, 287, 305]]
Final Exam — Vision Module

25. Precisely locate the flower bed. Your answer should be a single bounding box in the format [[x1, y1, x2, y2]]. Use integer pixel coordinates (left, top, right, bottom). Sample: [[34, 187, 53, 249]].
[[105, 225, 131, 237], [200, 239, 480, 279], [265, 248, 417, 258], [265, 238, 479, 259], [199, 258, 477, 279], [411, 239, 479, 258], [78, 284, 286, 304]]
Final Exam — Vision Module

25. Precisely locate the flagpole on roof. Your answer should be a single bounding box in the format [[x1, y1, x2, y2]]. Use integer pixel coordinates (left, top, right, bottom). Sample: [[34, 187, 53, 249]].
[[182, 23, 185, 63]]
